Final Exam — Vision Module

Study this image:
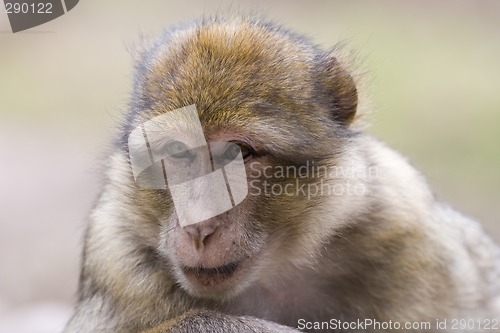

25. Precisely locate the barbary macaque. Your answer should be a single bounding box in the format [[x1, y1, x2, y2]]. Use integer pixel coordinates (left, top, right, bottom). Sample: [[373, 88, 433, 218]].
[[64, 15, 500, 333]]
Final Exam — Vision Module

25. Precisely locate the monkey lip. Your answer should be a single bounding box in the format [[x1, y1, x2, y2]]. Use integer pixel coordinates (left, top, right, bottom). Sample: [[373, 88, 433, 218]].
[[181, 260, 244, 287]]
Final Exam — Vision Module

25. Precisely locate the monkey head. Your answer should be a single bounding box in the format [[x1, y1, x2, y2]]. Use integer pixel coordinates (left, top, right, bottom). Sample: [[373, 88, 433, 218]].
[[122, 16, 359, 300]]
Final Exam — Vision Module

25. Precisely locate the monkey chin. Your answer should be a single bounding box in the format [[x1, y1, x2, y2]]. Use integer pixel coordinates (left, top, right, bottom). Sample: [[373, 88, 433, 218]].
[[177, 256, 256, 300]]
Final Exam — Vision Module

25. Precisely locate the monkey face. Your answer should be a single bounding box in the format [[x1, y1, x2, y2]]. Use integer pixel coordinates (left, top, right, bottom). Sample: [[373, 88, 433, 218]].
[[133, 121, 343, 300], [124, 18, 358, 300]]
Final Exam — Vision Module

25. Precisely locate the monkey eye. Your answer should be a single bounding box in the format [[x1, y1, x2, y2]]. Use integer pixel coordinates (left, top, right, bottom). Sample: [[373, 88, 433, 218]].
[[164, 140, 192, 159], [222, 142, 252, 161]]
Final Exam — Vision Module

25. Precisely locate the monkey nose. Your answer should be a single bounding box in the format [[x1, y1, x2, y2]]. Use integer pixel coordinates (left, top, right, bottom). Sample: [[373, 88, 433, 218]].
[[183, 220, 219, 251]]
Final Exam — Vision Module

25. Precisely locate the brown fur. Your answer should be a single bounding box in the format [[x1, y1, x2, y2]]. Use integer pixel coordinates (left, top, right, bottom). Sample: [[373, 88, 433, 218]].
[[65, 14, 500, 333]]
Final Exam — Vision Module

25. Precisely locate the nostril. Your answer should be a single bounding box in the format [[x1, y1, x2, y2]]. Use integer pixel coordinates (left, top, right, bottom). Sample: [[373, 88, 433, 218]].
[[183, 220, 219, 250]]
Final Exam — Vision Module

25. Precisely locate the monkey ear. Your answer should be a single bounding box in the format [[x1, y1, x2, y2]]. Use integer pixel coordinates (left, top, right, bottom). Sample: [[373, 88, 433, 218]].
[[320, 54, 358, 125]]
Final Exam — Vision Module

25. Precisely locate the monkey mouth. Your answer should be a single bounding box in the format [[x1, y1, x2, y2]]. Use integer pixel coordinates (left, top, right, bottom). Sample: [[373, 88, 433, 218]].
[[181, 260, 244, 287]]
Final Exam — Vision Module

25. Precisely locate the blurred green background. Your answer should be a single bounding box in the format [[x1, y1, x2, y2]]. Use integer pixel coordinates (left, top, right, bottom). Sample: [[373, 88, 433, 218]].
[[0, 0, 499, 331]]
